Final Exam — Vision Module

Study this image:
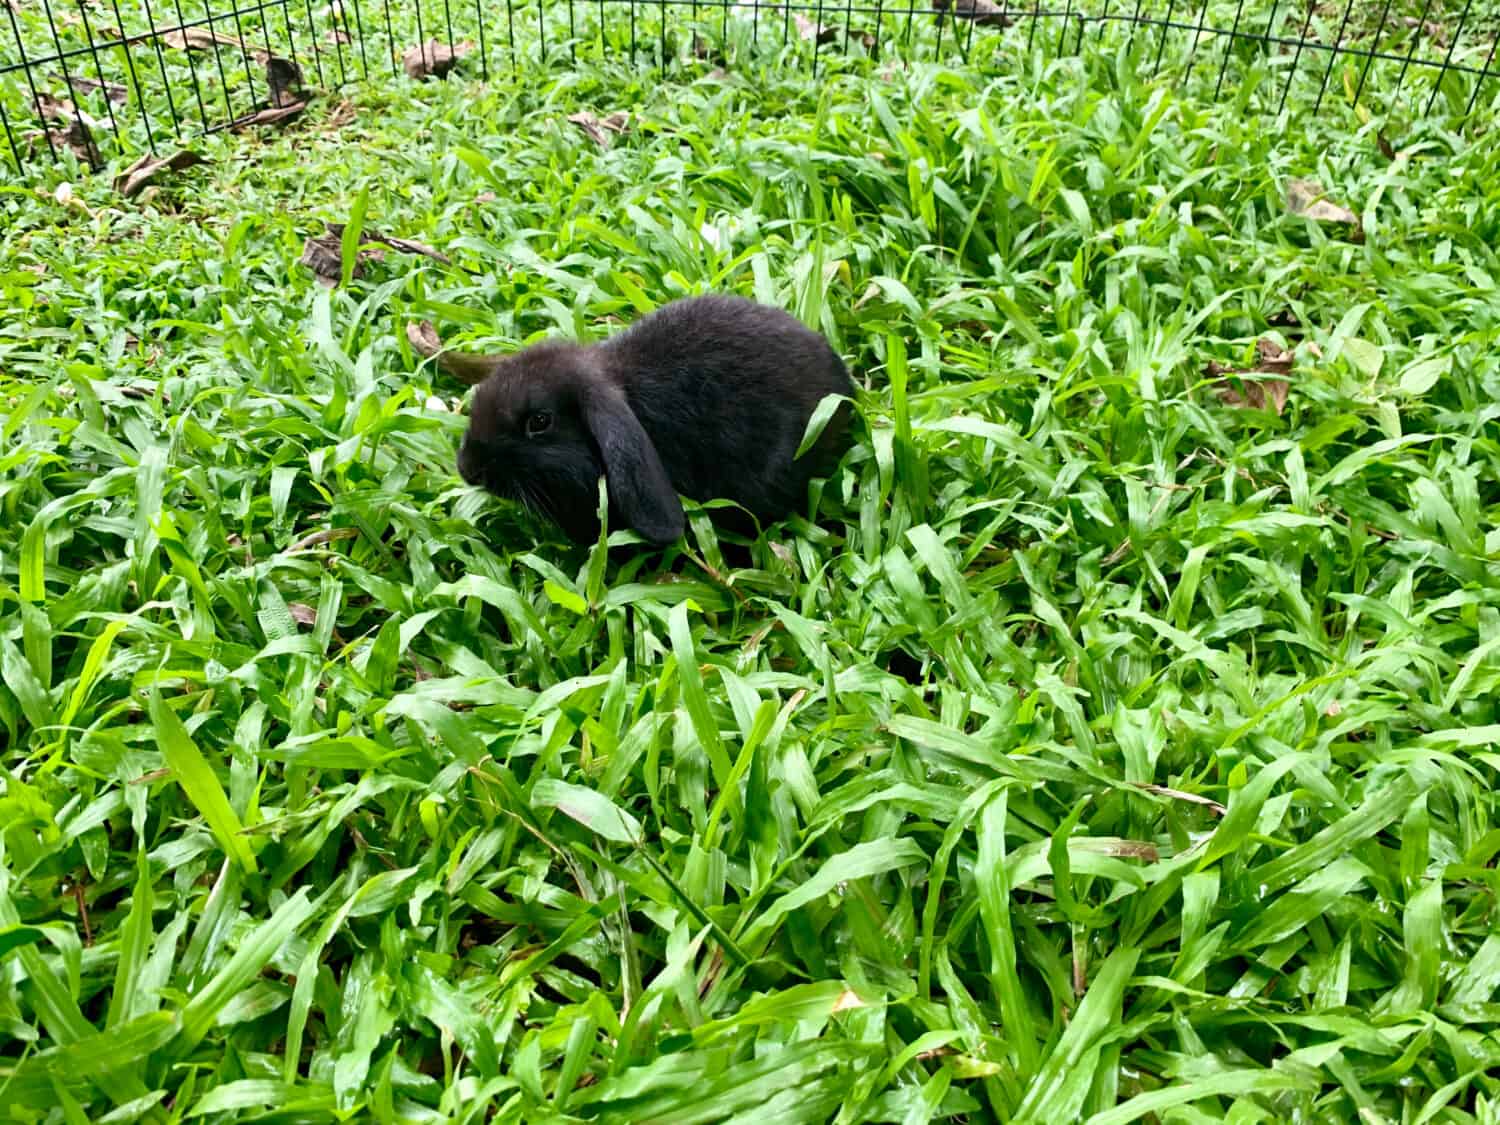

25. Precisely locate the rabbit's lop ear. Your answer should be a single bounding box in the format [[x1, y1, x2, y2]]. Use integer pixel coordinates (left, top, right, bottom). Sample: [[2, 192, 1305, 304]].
[[580, 384, 685, 544]]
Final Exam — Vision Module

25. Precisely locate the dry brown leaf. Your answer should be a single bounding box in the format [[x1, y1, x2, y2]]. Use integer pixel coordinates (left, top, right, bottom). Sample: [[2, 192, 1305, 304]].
[[1131, 783, 1227, 816], [831, 989, 865, 1013], [406, 320, 443, 359], [33, 91, 101, 128], [266, 56, 303, 108], [1403, 16, 1447, 46], [566, 110, 630, 148], [1069, 837, 1160, 861], [1207, 336, 1293, 416], [404, 320, 500, 385], [114, 150, 207, 199], [63, 75, 128, 103], [29, 95, 103, 169], [1285, 178, 1358, 225], [163, 27, 270, 62], [692, 33, 723, 63], [300, 230, 368, 286], [286, 526, 359, 552], [325, 99, 358, 129], [793, 12, 838, 43], [403, 39, 473, 80], [932, 0, 1012, 26], [329, 223, 451, 264], [228, 100, 308, 130], [303, 221, 451, 287], [1214, 377, 1289, 415]]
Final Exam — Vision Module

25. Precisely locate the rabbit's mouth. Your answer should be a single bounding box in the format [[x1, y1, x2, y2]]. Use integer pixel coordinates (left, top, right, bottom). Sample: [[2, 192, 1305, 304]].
[[458, 438, 513, 496]]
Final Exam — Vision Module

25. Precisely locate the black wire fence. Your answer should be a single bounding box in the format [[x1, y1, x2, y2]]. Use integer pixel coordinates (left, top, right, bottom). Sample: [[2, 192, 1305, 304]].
[[3, 0, 1499, 178]]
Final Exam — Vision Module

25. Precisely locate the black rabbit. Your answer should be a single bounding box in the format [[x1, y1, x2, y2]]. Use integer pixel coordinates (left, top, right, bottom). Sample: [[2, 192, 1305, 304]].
[[455, 295, 854, 544]]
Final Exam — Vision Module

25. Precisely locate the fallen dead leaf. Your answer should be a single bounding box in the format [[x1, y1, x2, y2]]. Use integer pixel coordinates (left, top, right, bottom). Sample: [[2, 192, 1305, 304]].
[[28, 95, 103, 169], [932, 0, 1012, 26], [1207, 337, 1293, 416], [1403, 16, 1447, 46], [692, 33, 724, 64], [114, 150, 207, 199], [286, 526, 360, 552], [302, 220, 456, 287], [793, 12, 838, 43], [324, 99, 358, 129], [566, 110, 630, 148], [405, 320, 500, 385], [266, 56, 303, 108], [1285, 178, 1358, 226], [406, 320, 443, 359], [1131, 783, 1227, 817], [1073, 838, 1159, 861], [334, 223, 451, 264], [163, 26, 270, 62], [62, 75, 127, 103], [831, 989, 865, 1014], [404, 38, 473, 80], [228, 101, 308, 130], [300, 229, 367, 286]]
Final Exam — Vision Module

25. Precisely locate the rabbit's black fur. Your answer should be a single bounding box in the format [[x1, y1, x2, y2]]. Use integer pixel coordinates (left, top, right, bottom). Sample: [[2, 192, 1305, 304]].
[[457, 295, 853, 544]]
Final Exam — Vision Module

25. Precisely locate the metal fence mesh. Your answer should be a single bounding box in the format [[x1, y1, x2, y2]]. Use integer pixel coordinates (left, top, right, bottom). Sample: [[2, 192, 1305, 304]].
[[3, 0, 1499, 176]]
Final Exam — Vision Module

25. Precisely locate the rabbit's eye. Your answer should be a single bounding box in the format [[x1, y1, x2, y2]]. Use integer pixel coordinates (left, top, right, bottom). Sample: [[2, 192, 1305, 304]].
[[525, 411, 553, 437]]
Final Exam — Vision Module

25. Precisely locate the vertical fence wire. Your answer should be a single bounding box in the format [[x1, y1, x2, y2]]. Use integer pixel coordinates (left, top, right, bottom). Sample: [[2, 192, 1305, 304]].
[[1394, 0, 1435, 100], [1466, 21, 1498, 116], [140, 0, 182, 138], [347, 0, 370, 78], [474, 0, 488, 80], [1182, 0, 1212, 83], [0, 95, 18, 173], [109, 0, 159, 153], [1311, 0, 1356, 115], [1352, 0, 1392, 105], [1213, 0, 1245, 100], [70, 0, 121, 142], [4, 0, 58, 163], [1276, 0, 1316, 115], [1427, 0, 1475, 115]]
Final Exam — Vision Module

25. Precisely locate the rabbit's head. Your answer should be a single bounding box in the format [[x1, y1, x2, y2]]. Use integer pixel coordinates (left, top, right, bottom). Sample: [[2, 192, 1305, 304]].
[[457, 343, 685, 544]]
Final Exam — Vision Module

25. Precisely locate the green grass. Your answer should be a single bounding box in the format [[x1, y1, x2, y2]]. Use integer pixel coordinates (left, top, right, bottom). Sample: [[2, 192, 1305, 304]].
[[3, 6, 1500, 1122]]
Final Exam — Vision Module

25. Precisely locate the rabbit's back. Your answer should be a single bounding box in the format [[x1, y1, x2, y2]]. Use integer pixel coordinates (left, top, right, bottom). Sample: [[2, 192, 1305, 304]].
[[601, 296, 851, 518]]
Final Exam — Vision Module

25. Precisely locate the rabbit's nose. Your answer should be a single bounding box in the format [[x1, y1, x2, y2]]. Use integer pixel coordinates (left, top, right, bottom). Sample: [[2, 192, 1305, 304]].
[[457, 439, 482, 485]]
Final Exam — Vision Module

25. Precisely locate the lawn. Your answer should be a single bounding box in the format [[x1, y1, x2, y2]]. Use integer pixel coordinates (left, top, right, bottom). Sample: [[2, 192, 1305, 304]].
[[2, 2, 1500, 1121]]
